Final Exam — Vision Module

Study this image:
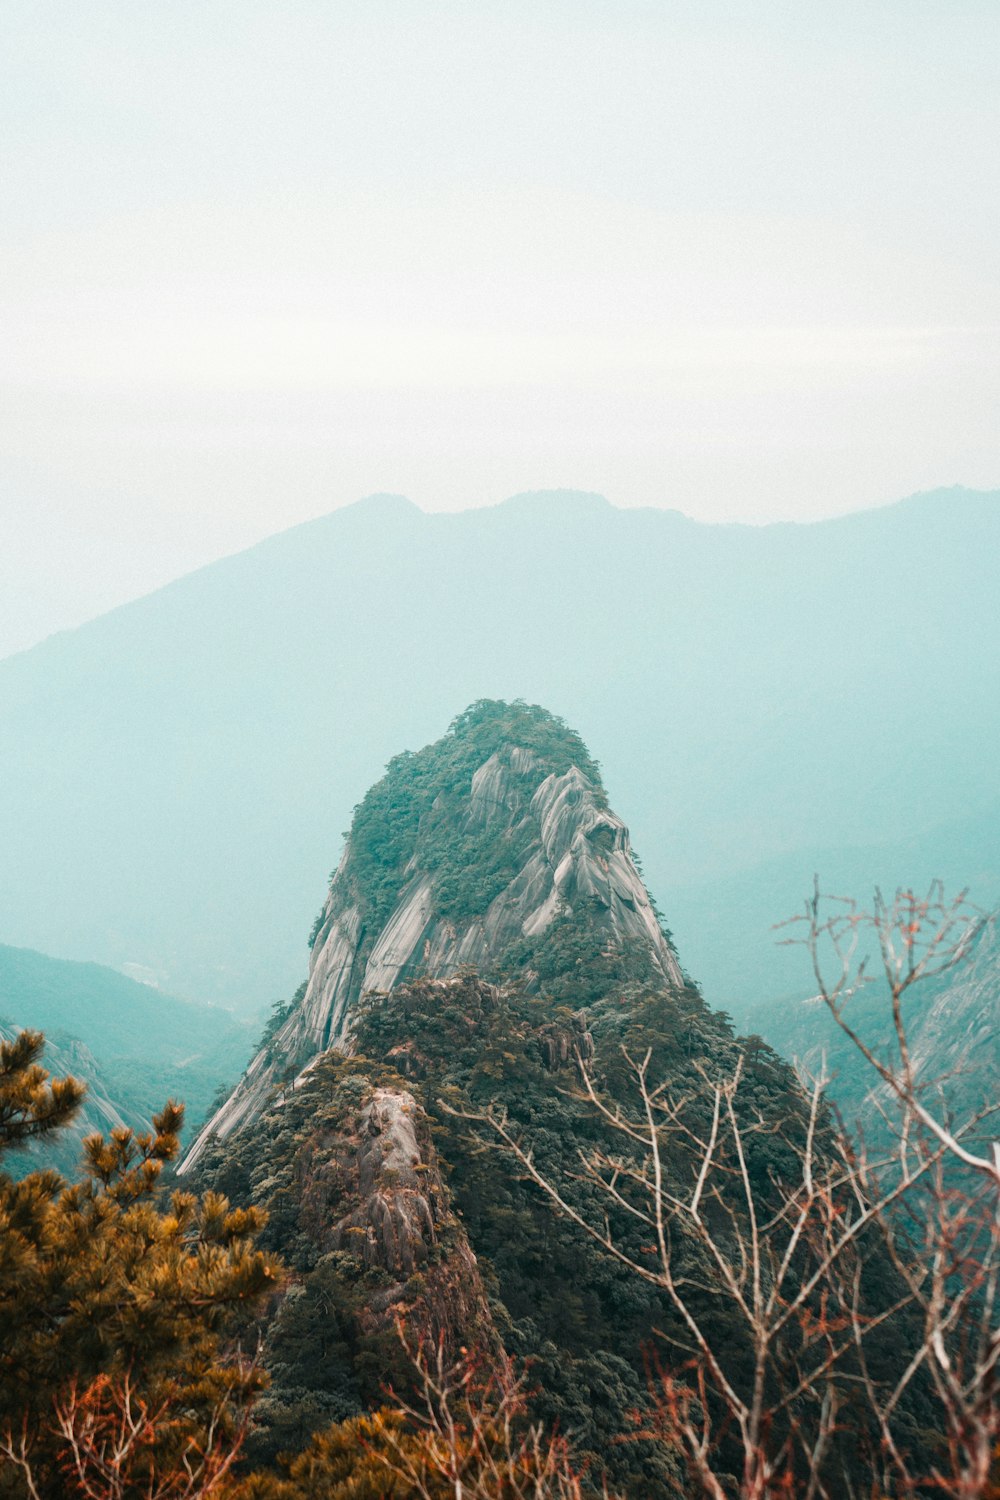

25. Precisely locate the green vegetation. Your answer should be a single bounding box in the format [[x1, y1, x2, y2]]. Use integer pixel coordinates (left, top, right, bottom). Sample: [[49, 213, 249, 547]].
[[259, 983, 307, 1052], [7, 701, 985, 1494], [339, 699, 606, 932], [500, 899, 669, 1003], [0, 1030, 279, 1498], [193, 936, 830, 1495], [0, 1032, 589, 1498], [188, 705, 835, 1489]]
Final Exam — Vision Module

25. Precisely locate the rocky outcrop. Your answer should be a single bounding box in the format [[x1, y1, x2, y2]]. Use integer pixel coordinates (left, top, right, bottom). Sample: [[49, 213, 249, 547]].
[[182, 729, 682, 1173], [294, 1076, 496, 1357], [331, 1088, 439, 1274], [538, 1010, 595, 1072]]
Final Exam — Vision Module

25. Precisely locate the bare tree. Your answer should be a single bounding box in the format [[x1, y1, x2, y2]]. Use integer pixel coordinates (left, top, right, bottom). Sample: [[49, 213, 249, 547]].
[[783, 880, 991, 1180], [781, 880, 1000, 1500], [446, 882, 1000, 1499], [374, 1330, 597, 1500], [0, 1370, 252, 1500]]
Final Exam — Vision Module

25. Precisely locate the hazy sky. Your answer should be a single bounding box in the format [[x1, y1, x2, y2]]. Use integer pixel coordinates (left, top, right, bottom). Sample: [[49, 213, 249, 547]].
[[2, 0, 998, 657]]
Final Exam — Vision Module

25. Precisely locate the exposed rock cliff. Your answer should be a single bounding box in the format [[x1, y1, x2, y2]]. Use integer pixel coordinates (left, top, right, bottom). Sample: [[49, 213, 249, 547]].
[[182, 703, 681, 1170], [296, 1073, 495, 1356]]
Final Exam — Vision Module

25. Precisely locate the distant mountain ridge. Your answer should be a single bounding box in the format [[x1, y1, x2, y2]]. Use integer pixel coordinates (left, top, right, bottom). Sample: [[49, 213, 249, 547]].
[[0, 943, 259, 1167], [745, 910, 1000, 1140], [1, 485, 997, 1015]]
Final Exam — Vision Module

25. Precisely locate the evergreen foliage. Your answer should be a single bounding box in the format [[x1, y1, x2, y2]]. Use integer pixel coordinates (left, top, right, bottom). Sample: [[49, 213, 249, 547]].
[[337, 699, 606, 933], [0, 1029, 85, 1148], [259, 983, 307, 1053], [193, 955, 807, 1494], [0, 1031, 281, 1498]]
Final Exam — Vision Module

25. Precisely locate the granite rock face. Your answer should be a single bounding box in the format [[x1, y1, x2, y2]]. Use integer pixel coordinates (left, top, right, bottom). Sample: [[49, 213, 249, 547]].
[[182, 737, 681, 1172], [339, 1088, 437, 1275], [293, 1075, 495, 1356]]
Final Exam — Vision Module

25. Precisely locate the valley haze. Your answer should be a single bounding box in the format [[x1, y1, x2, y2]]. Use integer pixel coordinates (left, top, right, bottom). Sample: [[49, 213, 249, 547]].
[[1, 485, 996, 1028]]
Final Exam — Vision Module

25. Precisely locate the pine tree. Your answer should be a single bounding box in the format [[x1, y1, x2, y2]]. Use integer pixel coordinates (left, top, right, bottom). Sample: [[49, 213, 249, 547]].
[[0, 1030, 281, 1498]]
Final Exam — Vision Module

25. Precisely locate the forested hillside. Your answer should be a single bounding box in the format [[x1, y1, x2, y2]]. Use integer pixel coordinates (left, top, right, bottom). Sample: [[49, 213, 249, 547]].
[[181, 704, 935, 1495]]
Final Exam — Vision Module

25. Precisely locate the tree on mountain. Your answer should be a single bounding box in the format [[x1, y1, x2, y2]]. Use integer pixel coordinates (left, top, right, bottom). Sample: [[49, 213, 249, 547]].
[[0, 1030, 281, 1499], [237, 1335, 591, 1500], [453, 883, 1000, 1499], [0, 1028, 85, 1147], [0, 1030, 606, 1500]]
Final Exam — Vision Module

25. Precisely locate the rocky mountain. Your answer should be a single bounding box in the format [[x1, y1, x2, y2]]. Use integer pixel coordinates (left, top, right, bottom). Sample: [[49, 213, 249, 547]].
[[183, 701, 680, 1171], [186, 703, 888, 1491], [1, 487, 997, 1021]]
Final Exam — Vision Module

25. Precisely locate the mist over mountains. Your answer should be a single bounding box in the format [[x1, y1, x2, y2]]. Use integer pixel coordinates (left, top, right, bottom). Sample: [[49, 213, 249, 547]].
[[0, 943, 259, 1167], [1, 486, 997, 1019]]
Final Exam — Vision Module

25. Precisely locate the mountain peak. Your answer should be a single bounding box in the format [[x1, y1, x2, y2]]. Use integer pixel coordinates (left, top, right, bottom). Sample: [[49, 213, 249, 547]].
[[344, 491, 422, 517], [492, 488, 615, 518], [181, 700, 680, 1170]]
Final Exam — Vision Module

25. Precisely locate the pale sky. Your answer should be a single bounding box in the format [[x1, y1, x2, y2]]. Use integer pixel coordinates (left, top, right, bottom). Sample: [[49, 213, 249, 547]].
[[2, 0, 998, 658]]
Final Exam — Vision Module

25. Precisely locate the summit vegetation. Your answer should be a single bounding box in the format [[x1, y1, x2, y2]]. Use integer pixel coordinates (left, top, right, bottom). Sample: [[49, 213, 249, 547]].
[[315, 699, 608, 940]]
